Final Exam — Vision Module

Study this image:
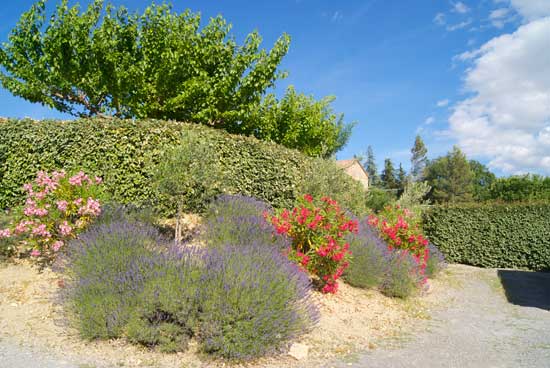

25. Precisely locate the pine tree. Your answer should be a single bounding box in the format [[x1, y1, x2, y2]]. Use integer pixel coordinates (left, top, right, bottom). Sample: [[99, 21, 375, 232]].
[[397, 163, 407, 193], [381, 158, 398, 190], [364, 146, 380, 186], [411, 135, 428, 182]]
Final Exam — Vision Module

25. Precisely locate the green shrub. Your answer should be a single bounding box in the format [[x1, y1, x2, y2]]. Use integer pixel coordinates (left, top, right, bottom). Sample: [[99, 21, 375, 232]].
[[366, 187, 396, 212], [0, 118, 366, 215], [0, 211, 17, 258], [298, 157, 368, 215], [423, 202, 550, 270]]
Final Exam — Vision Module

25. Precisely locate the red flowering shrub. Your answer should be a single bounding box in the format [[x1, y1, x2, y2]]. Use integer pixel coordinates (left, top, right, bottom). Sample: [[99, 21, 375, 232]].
[[367, 204, 430, 284], [0, 170, 103, 263], [267, 194, 358, 293]]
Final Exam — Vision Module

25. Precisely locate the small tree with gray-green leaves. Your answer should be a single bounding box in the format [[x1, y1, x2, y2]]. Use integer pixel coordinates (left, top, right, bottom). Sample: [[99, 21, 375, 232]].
[[154, 132, 223, 243]]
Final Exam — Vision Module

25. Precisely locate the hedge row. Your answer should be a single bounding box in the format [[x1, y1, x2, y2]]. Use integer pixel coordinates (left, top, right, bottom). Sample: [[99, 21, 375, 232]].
[[0, 118, 367, 215], [423, 202, 550, 271]]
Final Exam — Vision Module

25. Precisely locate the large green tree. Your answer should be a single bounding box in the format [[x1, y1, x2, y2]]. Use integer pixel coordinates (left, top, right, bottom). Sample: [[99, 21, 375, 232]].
[[469, 160, 496, 201], [381, 158, 398, 190], [410, 135, 428, 182], [425, 146, 473, 203], [0, 0, 351, 157], [363, 146, 380, 186]]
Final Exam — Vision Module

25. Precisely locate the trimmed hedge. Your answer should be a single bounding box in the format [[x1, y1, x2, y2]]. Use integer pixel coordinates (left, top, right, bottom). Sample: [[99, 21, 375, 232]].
[[423, 202, 550, 271], [0, 118, 367, 215]]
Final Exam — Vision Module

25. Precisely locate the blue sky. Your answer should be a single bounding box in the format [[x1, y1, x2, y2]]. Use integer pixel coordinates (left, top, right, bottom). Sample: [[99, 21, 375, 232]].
[[1, 1, 549, 175]]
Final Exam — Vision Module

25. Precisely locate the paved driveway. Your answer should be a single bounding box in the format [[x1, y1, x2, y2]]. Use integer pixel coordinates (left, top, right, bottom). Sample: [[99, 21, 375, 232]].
[[329, 265, 550, 368]]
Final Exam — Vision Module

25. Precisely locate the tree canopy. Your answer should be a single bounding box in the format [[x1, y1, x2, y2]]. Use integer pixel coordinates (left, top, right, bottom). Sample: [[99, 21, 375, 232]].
[[410, 135, 428, 182], [0, 0, 352, 157], [425, 146, 473, 203]]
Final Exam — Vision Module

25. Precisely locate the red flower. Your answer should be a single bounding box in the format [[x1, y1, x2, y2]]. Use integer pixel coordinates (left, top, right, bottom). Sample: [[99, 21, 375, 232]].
[[304, 194, 313, 203]]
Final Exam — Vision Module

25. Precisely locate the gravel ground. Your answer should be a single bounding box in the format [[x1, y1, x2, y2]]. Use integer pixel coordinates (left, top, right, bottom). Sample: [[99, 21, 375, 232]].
[[1, 264, 549, 368], [328, 265, 550, 368]]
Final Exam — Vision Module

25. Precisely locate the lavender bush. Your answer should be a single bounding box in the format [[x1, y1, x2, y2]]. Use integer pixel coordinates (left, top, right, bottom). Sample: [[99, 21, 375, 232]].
[[343, 222, 389, 289], [425, 242, 446, 278], [203, 195, 289, 250], [198, 242, 319, 360], [60, 220, 172, 339], [125, 247, 205, 352], [380, 250, 426, 298], [61, 207, 318, 359]]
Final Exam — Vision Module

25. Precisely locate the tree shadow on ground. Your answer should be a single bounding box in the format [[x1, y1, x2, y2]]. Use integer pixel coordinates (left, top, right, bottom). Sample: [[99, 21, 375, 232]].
[[497, 270, 550, 311]]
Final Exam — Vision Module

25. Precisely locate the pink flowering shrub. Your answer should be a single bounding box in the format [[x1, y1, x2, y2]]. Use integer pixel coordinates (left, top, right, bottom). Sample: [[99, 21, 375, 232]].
[[367, 204, 430, 285], [267, 194, 358, 294], [0, 170, 103, 263]]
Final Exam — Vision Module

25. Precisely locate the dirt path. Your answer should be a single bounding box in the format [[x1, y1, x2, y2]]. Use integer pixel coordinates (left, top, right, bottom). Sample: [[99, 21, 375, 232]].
[[328, 265, 550, 368]]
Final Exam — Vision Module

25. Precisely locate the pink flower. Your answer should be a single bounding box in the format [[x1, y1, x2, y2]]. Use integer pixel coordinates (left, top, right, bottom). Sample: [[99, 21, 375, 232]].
[[31, 224, 51, 238], [30, 249, 41, 257], [303, 194, 313, 203], [34, 208, 49, 217], [59, 221, 73, 236], [77, 198, 101, 217], [69, 171, 91, 186], [56, 200, 68, 212], [15, 220, 33, 234], [23, 183, 34, 193], [0, 228, 12, 238], [94, 176, 103, 184], [52, 241, 64, 252], [73, 198, 83, 206]]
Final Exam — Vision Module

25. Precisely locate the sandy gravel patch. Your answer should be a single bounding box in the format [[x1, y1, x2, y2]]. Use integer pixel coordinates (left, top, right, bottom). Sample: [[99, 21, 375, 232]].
[[0, 260, 424, 368]]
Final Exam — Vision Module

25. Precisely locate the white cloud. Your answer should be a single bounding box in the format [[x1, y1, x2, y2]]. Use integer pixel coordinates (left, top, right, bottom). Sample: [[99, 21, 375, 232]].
[[425, 116, 436, 125], [446, 19, 473, 31], [452, 1, 471, 14], [509, 0, 550, 20], [437, 99, 450, 107], [434, 12, 446, 25], [490, 7, 512, 28], [449, 17, 550, 174]]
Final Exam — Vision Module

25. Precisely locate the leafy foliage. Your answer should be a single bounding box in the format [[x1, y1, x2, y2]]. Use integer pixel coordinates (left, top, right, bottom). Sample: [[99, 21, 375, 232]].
[[488, 175, 550, 202], [363, 146, 379, 186], [424, 146, 473, 203], [0, 1, 351, 156], [397, 181, 432, 220], [0, 118, 365, 216], [469, 160, 496, 201], [423, 202, 550, 270], [381, 158, 398, 190], [298, 157, 368, 216], [410, 135, 427, 182], [365, 187, 396, 213]]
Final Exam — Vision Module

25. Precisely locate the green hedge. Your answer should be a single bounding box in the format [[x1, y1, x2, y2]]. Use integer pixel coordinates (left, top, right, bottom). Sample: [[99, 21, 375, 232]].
[[0, 118, 367, 215], [423, 202, 550, 271]]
